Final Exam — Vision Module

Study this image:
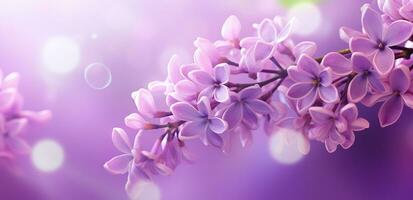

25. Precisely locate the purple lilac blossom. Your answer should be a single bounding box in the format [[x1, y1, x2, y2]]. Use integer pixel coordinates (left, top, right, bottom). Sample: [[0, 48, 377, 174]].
[[105, 1, 413, 196]]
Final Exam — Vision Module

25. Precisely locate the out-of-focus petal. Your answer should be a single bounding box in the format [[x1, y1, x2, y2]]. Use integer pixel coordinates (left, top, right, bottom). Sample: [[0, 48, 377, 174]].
[[221, 15, 241, 41], [6, 118, 28, 136], [223, 102, 243, 129], [112, 128, 132, 153], [104, 154, 132, 174]]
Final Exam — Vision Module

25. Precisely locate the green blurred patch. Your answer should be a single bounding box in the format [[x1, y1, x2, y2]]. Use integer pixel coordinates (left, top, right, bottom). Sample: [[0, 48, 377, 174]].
[[279, 0, 322, 7]]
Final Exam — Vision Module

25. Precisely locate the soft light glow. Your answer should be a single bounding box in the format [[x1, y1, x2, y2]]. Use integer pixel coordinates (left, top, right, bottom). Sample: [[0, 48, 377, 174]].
[[288, 3, 322, 36], [84, 63, 112, 90], [42, 36, 81, 74], [31, 139, 65, 172], [269, 128, 306, 165], [128, 180, 161, 200], [280, 0, 321, 7]]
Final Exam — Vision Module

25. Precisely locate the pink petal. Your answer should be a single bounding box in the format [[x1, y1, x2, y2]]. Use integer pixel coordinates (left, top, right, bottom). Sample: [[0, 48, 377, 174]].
[[246, 99, 272, 114], [319, 85, 339, 103], [379, 95, 404, 127], [6, 118, 28, 137], [373, 47, 395, 75], [167, 55, 183, 84], [208, 117, 227, 134], [189, 70, 214, 85], [7, 137, 31, 154], [258, 18, 277, 43], [339, 103, 358, 122], [242, 106, 259, 130], [351, 53, 374, 72], [179, 121, 205, 139], [362, 7, 383, 41], [239, 85, 262, 100], [112, 128, 132, 153], [389, 65, 410, 93], [171, 102, 202, 121], [384, 20, 413, 46], [0, 88, 17, 112], [287, 82, 314, 100], [319, 68, 333, 86], [19, 110, 52, 123], [214, 64, 230, 84], [133, 89, 156, 117], [214, 86, 229, 103], [104, 154, 132, 174], [174, 80, 198, 98], [206, 131, 223, 148], [197, 97, 211, 116], [223, 102, 243, 129], [293, 41, 317, 58], [2, 72, 20, 89], [322, 52, 352, 75], [347, 74, 368, 102], [296, 89, 317, 113], [287, 65, 313, 82], [124, 113, 145, 130], [402, 92, 413, 109], [351, 118, 369, 131], [221, 15, 241, 41], [349, 37, 377, 55], [297, 54, 321, 76], [194, 48, 213, 73], [253, 41, 274, 61], [309, 107, 335, 124]]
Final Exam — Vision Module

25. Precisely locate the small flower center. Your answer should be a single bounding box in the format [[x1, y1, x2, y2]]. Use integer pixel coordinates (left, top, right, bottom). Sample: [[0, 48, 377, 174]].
[[312, 77, 321, 87], [362, 70, 371, 78], [377, 41, 386, 51]]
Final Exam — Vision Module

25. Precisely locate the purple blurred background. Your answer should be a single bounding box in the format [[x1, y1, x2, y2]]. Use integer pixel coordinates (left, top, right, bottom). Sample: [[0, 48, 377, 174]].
[[1, 0, 413, 199]]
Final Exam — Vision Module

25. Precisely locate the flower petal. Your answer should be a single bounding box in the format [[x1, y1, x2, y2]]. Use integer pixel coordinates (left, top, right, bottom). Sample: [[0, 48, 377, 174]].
[[348, 74, 368, 102], [112, 128, 132, 153], [351, 53, 374, 72], [6, 118, 28, 137], [239, 85, 262, 100], [297, 54, 321, 76], [246, 99, 272, 114], [309, 107, 335, 124], [349, 37, 377, 55], [223, 102, 243, 129], [171, 102, 202, 121], [0, 88, 17, 112], [221, 15, 241, 41], [189, 70, 214, 85], [180, 121, 206, 140], [340, 103, 358, 122], [124, 113, 145, 130], [208, 117, 228, 134], [362, 7, 383, 41], [258, 18, 277, 43], [373, 47, 394, 75], [322, 52, 352, 75], [214, 86, 230, 103], [368, 72, 385, 92], [319, 85, 339, 103], [379, 95, 404, 127], [351, 118, 369, 131], [296, 89, 317, 113], [7, 137, 31, 154], [104, 154, 132, 174], [287, 65, 313, 82], [206, 131, 224, 148], [319, 68, 333, 86], [242, 106, 259, 129], [287, 82, 314, 99], [384, 20, 413, 46], [389, 65, 410, 93], [214, 64, 230, 84]]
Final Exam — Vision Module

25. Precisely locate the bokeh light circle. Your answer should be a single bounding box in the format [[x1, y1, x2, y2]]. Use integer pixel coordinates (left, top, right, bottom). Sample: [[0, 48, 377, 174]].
[[269, 128, 306, 165], [42, 36, 81, 74], [128, 180, 161, 200], [31, 139, 65, 172], [288, 3, 322, 36], [84, 63, 112, 90]]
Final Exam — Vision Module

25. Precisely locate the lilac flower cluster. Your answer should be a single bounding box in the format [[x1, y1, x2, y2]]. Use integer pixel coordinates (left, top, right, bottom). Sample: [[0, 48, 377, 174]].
[[105, 1, 413, 195], [0, 70, 51, 160]]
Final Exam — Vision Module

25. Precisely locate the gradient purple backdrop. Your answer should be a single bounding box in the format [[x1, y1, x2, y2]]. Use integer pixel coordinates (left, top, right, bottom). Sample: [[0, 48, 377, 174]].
[[1, 0, 413, 199]]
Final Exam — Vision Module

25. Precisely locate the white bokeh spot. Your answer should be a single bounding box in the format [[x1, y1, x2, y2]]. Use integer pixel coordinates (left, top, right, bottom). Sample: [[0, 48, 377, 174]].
[[31, 139, 65, 172], [288, 3, 322, 36], [42, 36, 81, 74], [269, 128, 307, 165], [128, 180, 161, 200]]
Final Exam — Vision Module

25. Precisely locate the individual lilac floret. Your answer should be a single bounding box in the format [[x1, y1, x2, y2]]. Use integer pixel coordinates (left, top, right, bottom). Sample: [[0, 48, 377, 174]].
[[309, 104, 369, 153], [350, 7, 413, 75], [0, 117, 30, 154], [366, 65, 413, 127], [322, 52, 352, 76], [223, 85, 272, 129], [189, 64, 230, 102], [348, 53, 385, 102], [171, 97, 228, 148], [104, 128, 172, 194], [287, 55, 339, 112]]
